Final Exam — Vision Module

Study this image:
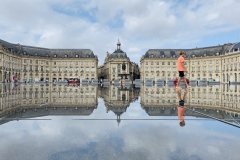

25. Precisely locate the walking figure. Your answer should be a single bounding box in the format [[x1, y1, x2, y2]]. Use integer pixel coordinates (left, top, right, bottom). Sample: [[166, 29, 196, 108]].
[[176, 51, 190, 90]]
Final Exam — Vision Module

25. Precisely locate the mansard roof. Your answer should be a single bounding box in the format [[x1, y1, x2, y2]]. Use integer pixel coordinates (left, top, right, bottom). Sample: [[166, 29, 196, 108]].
[[108, 49, 129, 60], [229, 42, 240, 52], [144, 43, 235, 58], [0, 39, 96, 58]]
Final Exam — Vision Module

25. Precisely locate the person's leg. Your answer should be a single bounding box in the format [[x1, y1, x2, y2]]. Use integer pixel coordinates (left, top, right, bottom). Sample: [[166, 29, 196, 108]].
[[176, 77, 181, 87], [183, 77, 190, 88]]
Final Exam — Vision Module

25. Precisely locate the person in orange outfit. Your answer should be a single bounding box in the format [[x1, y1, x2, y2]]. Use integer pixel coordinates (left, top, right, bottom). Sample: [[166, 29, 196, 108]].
[[176, 51, 190, 90], [176, 89, 189, 127]]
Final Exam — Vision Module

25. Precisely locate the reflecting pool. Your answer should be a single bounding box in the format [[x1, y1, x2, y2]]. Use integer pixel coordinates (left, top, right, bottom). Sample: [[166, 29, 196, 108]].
[[0, 83, 240, 160]]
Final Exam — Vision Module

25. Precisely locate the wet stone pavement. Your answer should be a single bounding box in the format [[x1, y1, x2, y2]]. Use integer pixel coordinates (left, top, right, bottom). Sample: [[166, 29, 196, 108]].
[[0, 83, 240, 160]]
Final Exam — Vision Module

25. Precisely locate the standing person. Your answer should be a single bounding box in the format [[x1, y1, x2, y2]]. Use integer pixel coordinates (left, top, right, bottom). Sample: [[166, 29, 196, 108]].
[[176, 51, 190, 90], [176, 89, 189, 127]]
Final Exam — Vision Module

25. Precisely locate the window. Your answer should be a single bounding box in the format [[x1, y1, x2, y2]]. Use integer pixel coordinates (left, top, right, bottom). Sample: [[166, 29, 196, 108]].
[[75, 62, 78, 65], [54, 54, 57, 57], [216, 66, 219, 71], [162, 62, 165, 65], [146, 62, 148, 65], [30, 60, 32, 64], [65, 54, 68, 58], [156, 62, 159, 65], [91, 68, 95, 72], [209, 60, 212, 64], [151, 62, 153, 65], [30, 65, 32, 71], [75, 54, 79, 58], [41, 60, 44, 64], [192, 62, 194, 65], [24, 59, 27, 63], [203, 66, 206, 71], [216, 60, 219, 64], [209, 66, 212, 71], [168, 62, 170, 65], [24, 65, 26, 70], [36, 60, 38, 64]]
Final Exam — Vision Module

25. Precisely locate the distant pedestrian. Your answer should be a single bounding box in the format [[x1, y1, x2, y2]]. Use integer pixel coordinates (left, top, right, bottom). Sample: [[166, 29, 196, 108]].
[[176, 51, 190, 90]]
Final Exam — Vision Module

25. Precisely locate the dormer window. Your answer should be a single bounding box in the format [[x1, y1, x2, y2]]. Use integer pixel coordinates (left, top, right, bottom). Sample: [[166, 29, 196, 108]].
[[192, 55, 195, 58], [162, 55, 165, 58], [46, 54, 49, 57], [75, 54, 79, 58], [35, 53, 38, 56], [216, 52, 219, 56], [87, 54, 90, 58], [64, 54, 68, 58], [204, 54, 206, 57], [23, 51, 27, 55], [172, 55, 176, 58], [151, 54, 154, 58], [54, 54, 57, 58]]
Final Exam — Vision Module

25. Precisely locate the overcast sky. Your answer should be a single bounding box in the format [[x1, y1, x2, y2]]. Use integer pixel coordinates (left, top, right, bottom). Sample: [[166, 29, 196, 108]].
[[1, 0, 240, 65]]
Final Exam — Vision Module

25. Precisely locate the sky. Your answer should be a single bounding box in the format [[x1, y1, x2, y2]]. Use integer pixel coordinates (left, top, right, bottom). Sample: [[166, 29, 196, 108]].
[[1, 0, 240, 65]]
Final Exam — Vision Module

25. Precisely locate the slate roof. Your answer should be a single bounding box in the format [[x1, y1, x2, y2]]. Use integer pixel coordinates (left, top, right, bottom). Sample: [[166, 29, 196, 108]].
[[144, 43, 236, 58], [229, 42, 240, 52], [0, 39, 97, 58], [107, 40, 129, 60]]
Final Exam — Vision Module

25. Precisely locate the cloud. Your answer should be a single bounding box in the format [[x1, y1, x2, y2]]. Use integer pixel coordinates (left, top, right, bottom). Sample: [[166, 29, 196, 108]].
[[1, 0, 240, 65]]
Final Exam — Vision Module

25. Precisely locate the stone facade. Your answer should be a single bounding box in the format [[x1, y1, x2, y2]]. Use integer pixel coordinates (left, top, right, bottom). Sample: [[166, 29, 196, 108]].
[[0, 39, 98, 83], [140, 42, 240, 83], [98, 40, 140, 82]]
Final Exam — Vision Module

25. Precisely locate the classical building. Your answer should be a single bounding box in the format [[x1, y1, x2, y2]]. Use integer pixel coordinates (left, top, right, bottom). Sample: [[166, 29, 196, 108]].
[[0, 84, 98, 125], [98, 84, 140, 124], [140, 85, 240, 122], [0, 39, 98, 83], [98, 40, 140, 82], [140, 42, 240, 83]]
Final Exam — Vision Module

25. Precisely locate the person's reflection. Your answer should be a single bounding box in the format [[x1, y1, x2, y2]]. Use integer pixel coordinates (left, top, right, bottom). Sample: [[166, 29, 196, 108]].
[[176, 89, 189, 127]]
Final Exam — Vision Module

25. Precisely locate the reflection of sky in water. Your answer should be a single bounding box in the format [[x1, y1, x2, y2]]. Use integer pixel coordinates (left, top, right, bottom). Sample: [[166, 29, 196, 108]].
[[1, 84, 240, 160]]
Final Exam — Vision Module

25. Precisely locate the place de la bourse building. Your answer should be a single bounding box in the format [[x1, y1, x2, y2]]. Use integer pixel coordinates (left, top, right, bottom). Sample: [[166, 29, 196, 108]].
[[1, 38, 240, 83]]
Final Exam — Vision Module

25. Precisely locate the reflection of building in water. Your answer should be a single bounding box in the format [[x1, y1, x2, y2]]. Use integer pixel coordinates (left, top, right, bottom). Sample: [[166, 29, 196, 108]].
[[98, 85, 140, 124], [0, 84, 98, 125], [140, 85, 240, 121]]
